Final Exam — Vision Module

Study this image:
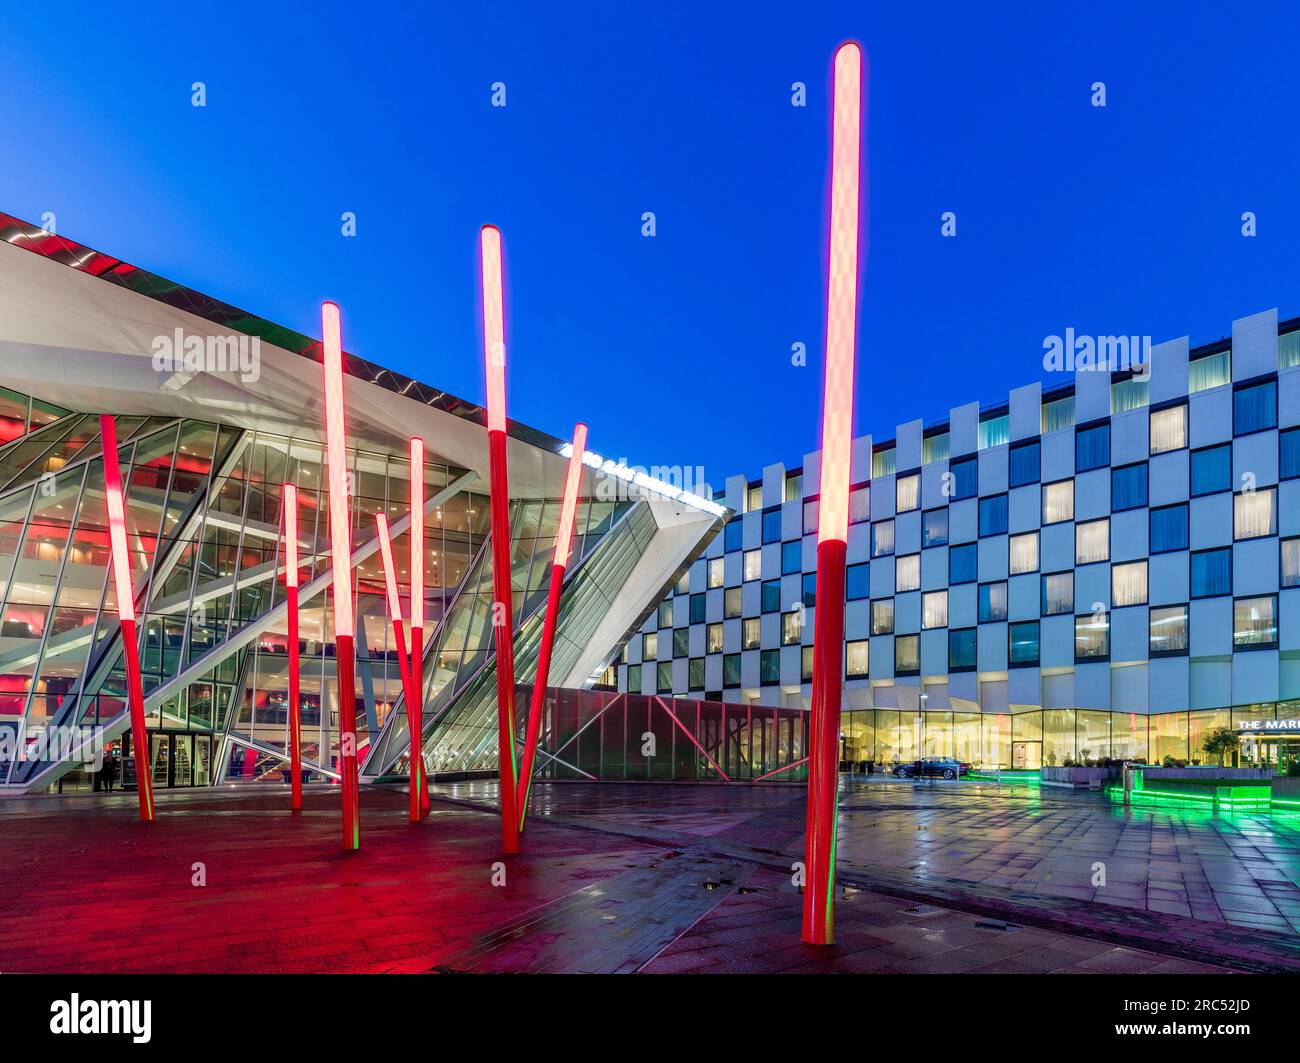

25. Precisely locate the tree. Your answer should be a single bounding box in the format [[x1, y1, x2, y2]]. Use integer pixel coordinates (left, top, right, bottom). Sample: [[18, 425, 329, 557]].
[[1201, 727, 1239, 767]]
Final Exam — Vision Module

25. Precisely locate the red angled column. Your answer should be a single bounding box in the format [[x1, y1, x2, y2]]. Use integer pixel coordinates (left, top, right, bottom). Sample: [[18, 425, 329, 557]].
[[321, 301, 361, 851], [517, 422, 587, 832], [100, 414, 154, 823], [284, 483, 303, 812], [375, 511, 420, 821], [481, 224, 520, 854], [409, 437, 429, 817], [803, 40, 866, 946]]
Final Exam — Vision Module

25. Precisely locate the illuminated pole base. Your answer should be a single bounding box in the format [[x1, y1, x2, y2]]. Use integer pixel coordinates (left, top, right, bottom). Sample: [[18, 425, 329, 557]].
[[288, 584, 302, 812], [336, 633, 360, 851], [120, 616, 155, 823]]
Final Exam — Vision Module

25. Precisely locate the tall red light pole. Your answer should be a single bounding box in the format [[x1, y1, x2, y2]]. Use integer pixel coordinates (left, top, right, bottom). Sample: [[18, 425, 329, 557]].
[[100, 414, 154, 823], [284, 482, 303, 812], [803, 40, 865, 946], [480, 224, 520, 854], [409, 436, 429, 818], [321, 301, 360, 851], [516, 422, 587, 832]]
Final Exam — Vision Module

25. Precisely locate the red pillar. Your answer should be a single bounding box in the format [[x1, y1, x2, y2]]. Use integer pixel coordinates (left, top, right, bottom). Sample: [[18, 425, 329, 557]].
[[802, 41, 865, 946], [284, 483, 303, 811], [481, 224, 520, 854], [321, 301, 360, 850], [409, 437, 428, 819], [100, 414, 154, 823], [517, 422, 587, 831]]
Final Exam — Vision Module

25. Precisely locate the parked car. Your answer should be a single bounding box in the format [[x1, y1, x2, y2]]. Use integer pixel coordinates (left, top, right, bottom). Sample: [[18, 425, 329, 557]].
[[892, 757, 971, 779]]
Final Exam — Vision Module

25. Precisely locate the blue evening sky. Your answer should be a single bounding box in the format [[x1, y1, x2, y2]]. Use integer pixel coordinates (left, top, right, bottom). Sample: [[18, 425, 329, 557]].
[[2, 2, 1298, 490]]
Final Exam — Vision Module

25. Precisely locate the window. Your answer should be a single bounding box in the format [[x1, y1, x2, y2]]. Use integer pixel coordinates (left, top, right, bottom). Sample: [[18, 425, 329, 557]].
[[872, 447, 896, 479], [949, 628, 977, 671], [761, 580, 780, 613], [1150, 503, 1189, 554], [949, 457, 977, 500], [1283, 428, 1300, 481], [1009, 532, 1038, 575], [658, 600, 673, 628], [1149, 605, 1188, 656], [781, 540, 802, 575], [1075, 613, 1109, 660], [1041, 572, 1073, 615], [922, 590, 948, 629], [642, 632, 658, 659], [742, 617, 760, 650], [894, 635, 919, 675], [689, 593, 706, 624], [626, 664, 642, 692], [723, 653, 741, 688], [849, 484, 870, 523], [1009, 621, 1040, 666], [922, 508, 949, 547], [745, 483, 762, 513], [1111, 374, 1149, 414], [896, 472, 920, 513], [979, 581, 1008, 622], [784, 472, 803, 502], [724, 520, 742, 552], [979, 412, 1009, 450], [1009, 440, 1040, 487], [1233, 595, 1278, 649], [1042, 480, 1074, 524], [1189, 349, 1230, 393], [708, 556, 724, 588], [896, 554, 920, 593], [949, 543, 977, 584], [676, 571, 690, 595], [871, 520, 895, 557], [760, 650, 780, 685], [1042, 392, 1075, 433], [871, 599, 894, 635], [688, 657, 705, 691], [1234, 487, 1276, 540], [802, 498, 819, 535], [978, 494, 1008, 536], [846, 562, 869, 600], [1076, 519, 1109, 564], [743, 548, 761, 581], [801, 572, 816, 607], [1191, 547, 1231, 598], [673, 628, 689, 658], [706, 622, 723, 654], [1234, 378, 1277, 435], [1190, 443, 1231, 497], [657, 661, 672, 693], [1282, 329, 1300, 369], [1112, 561, 1148, 607], [923, 431, 950, 465], [782, 610, 802, 645], [801, 645, 814, 681], [762, 508, 782, 544], [1150, 404, 1187, 454], [1111, 463, 1147, 512], [846, 640, 869, 678], [1076, 422, 1110, 472], [1284, 537, 1300, 589], [724, 586, 742, 618]]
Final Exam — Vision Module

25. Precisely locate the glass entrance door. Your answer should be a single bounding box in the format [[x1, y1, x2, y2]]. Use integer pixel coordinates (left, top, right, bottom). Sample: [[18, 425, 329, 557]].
[[1012, 741, 1042, 769], [194, 737, 211, 787], [172, 736, 193, 787], [150, 735, 170, 789]]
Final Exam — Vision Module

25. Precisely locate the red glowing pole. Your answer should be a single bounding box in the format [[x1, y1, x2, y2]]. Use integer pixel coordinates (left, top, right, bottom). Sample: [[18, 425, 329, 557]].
[[803, 41, 865, 947], [375, 510, 422, 822], [516, 422, 587, 832], [481, 224, 520, 854], [101, 414, 154, 823], [321, 301, 360, 851], [409, 437, 429, 817], [284, 483, 303, 812]]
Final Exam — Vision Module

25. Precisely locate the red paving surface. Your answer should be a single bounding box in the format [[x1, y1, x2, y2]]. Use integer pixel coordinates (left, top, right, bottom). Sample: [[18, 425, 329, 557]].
[[0, 784, 1236, 974]]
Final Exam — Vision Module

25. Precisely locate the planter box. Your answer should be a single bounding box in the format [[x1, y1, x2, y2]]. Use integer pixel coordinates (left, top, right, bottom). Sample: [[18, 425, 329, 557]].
[[1143, 766, 1273, 782], [1041, 766, 1120, 788]]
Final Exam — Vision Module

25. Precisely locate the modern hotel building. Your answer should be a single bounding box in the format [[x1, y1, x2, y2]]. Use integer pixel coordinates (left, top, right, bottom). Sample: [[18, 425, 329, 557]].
[[618, 312, 1300, 772]]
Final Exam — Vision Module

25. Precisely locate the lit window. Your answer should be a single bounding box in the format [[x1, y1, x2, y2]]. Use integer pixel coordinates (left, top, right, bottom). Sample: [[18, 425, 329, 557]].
[[1111, 375, 1149, 414], [1283, 537, 1300, 589], [658, 600, 673, 627], [801, 645, 814, 681], [871, 520, 895, 557], [706, 622, 723, 654], [643, 632, 658, 659], [872, 448, 896, 479], [923, 432, 950, 465], [1189, 349, 1230, 393], [1009, 532, 1039, 575], [922, 590, 948, 629], [979, 413, 1009, 450], [1234, 487, 1276, 540], [742, 617, 760, 649], [896, 472, 920, 513], [782, 610, 802, 645], [1076, 519, 1109, 564], [846, 640, 870, 678], [1074, 613, 1109, 660], [894, 635, 919, 674], [871, 599, 894, 635], [1233, 595, 1277, 649], [896, 554, 920, 593], [1150, 405, 1187, 454], [849, 485, 870, 523], [978, 581, 1007, 622], [1042, 480, 1074, 524], [784, 472, 803, 502], [743, 549, 761, 581], [1112, 560, 1148, 607], [745, 483, 762, 513], [1041, 572, 1073, 615], [1149, 605, 1188, 656], [708, 557, 724, 589], [802, 498, 819, 535], [724, 586, 742, 617], [676, 571, 690, 594], [1041, 393, 1075, 433]]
